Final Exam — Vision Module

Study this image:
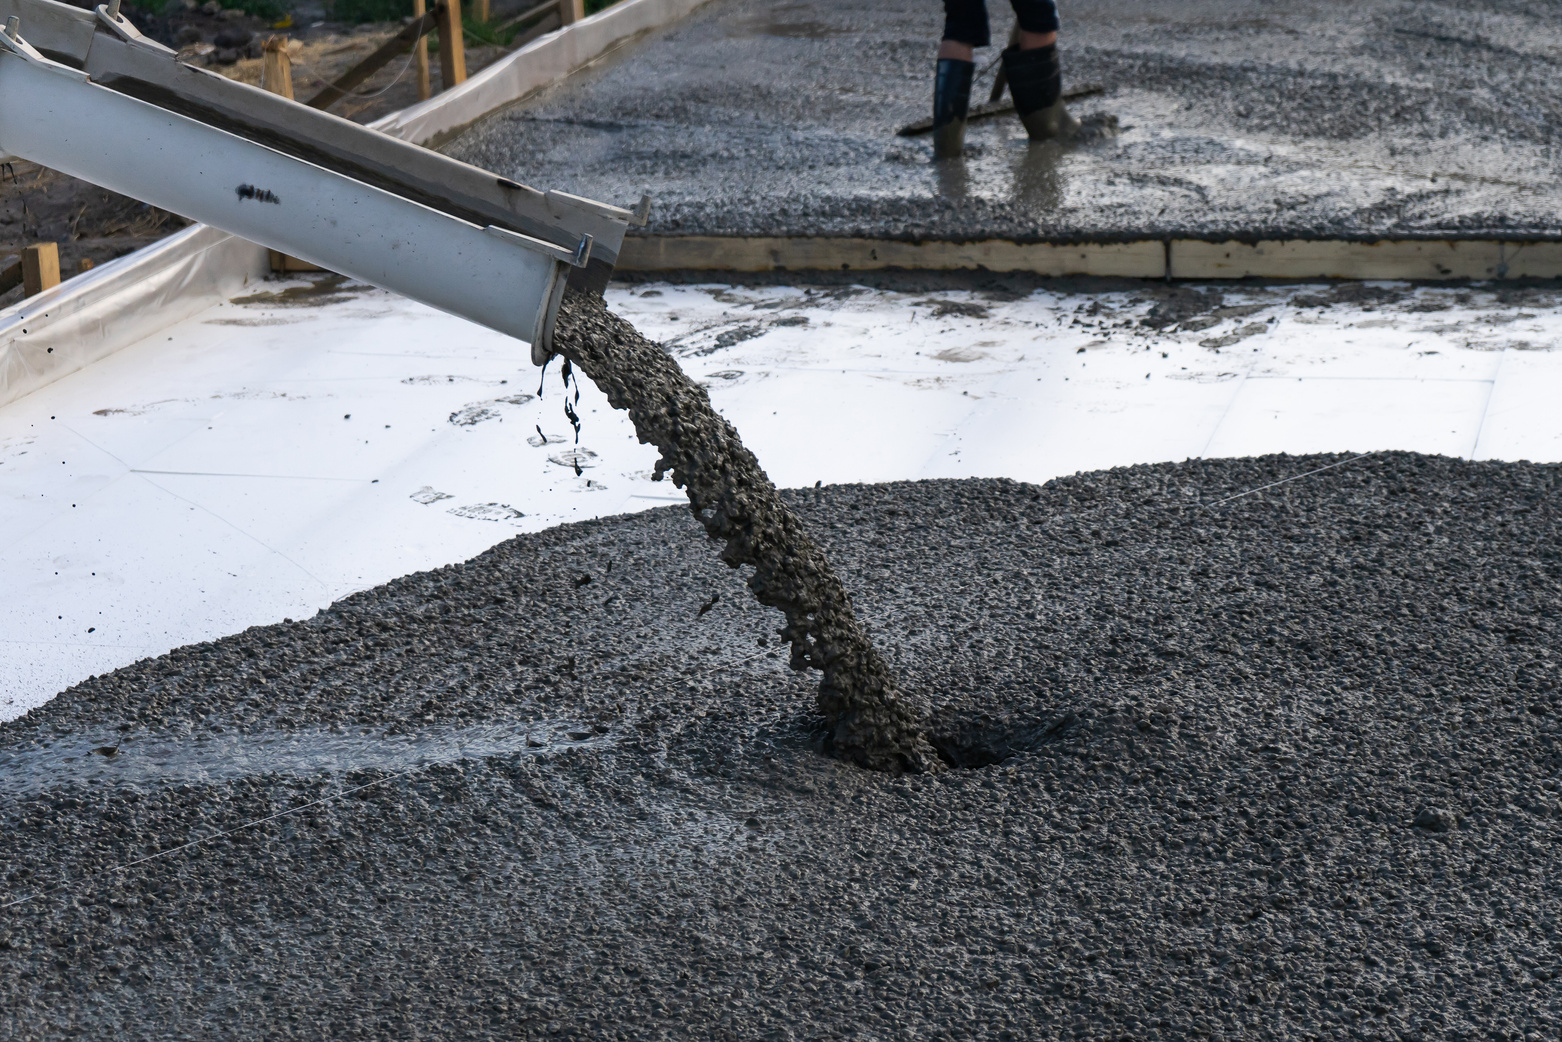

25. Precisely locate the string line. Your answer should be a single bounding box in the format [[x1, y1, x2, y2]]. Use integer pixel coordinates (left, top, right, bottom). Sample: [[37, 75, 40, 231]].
[[1203, 452, 1374, 508]]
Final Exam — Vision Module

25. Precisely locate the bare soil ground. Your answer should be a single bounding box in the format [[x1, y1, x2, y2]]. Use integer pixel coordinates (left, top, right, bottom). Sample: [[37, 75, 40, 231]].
[[0, 161, 188, 307]]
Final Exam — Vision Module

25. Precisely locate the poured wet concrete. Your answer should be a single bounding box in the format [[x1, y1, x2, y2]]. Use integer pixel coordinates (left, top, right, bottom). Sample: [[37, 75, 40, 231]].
[[446, 0, 1562, 243], [3, 455, 1561, 1039]]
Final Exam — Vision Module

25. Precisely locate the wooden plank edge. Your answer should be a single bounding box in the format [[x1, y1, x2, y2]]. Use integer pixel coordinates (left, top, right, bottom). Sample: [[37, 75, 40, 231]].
[[616, 236, 1562, 280], [268, 251, 332, 274], [1169, 239, 1562, 280], [617, 237, 1168, 278], [0, 256, 22, 295]]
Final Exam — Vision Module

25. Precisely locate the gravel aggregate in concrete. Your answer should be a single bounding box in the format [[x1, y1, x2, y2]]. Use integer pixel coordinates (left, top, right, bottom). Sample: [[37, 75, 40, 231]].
[[445, 0, 1562, 242], [4, 451, 1561, 1039]]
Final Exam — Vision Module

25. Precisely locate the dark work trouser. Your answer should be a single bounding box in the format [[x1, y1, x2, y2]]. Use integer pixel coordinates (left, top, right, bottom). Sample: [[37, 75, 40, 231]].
[[941, 0, 1059, 46]]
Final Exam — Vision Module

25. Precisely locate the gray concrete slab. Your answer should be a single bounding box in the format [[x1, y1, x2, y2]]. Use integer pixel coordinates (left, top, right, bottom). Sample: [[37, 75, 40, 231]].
[[445, 0, 1562, 243]]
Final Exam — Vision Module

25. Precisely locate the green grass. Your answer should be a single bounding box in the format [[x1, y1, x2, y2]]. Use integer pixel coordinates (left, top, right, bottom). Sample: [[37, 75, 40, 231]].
[[461, 16, 508, 46], [328, 0, 411, 23], [131, 0, 617, 27], [129, 0, 297, 19]]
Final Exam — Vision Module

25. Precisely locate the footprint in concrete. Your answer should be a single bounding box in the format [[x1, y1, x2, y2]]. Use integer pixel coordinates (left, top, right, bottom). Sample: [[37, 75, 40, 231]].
[[1072, 112, 1121, 142], [1201, 323, 1268, 350], [1178, 316, 1222, 333], [702, 325, 765, 355], [548, 448, 598, 470], [699, 370, 747, 389], [447, 502, 524, 521], [449, 405, 501, 426], [924, 300, 991, 320], [450, 393, 538, 426]]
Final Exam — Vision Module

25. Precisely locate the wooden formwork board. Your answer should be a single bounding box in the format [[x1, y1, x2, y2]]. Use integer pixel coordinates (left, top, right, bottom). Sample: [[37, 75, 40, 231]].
[[1169, 239, 1562, 280], [616, 237, 1168, 277], [618, 236, 1562, 280]]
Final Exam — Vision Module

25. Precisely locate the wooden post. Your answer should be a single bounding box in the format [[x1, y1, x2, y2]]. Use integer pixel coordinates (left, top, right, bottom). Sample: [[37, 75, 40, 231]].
[[21, 242, 61, 297], [437, 0, 467, 92], [260, 42, 310, 273], [0, 256, 21, 295], [305, 14, 441, 110], [411, 0, 432, 101], [262, 37, 294, 100], [559, 0, 585, 25], [472, 0, 489, 23]]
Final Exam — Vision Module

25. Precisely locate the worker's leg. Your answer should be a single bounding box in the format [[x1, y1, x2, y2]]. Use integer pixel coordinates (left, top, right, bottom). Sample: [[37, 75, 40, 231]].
[[933, 0, 988, 158], [1002, 0, 1079, 140], [1010, 0, 1059, 43]]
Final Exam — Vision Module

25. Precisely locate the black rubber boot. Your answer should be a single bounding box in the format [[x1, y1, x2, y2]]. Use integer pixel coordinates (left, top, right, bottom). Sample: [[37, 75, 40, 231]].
[[1001, 43, 1080, 141], [932, 57, 975, 159]]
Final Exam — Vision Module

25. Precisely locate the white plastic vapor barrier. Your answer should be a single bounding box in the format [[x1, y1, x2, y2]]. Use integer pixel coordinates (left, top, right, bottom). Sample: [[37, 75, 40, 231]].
[[0, 226, 269, 409]]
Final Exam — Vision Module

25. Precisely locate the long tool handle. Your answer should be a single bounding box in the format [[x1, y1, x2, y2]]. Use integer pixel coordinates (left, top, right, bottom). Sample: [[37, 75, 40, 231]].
[[987, 24, 1020, 103]]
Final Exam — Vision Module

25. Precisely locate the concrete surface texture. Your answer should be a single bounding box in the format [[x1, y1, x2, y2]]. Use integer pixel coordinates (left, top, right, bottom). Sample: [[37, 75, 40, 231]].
[[4, 274, 1561, 719], [3, 456, 1560, 1039], [446, 0, 1562, 242]]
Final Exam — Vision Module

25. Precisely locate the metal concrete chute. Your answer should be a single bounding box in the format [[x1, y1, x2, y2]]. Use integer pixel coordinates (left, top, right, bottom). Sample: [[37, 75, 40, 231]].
[[0, 0, 647, 360]]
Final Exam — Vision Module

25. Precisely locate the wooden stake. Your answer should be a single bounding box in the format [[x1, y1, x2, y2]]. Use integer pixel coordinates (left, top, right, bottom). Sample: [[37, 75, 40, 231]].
[[988, 25, 1019, 104], [437, 0, 467, 91], [559, 0, 585, 25], [496, 0, 561, 33], [507, 8, 561, 50], [259, 42, 315, 273], [21, 242, 61, 297], [412, 0, 432, 101], [0, 256, 21, 295], [472, 0, 489, 23], [306, 12, 440, 110], [262, 36, 294, 100]]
